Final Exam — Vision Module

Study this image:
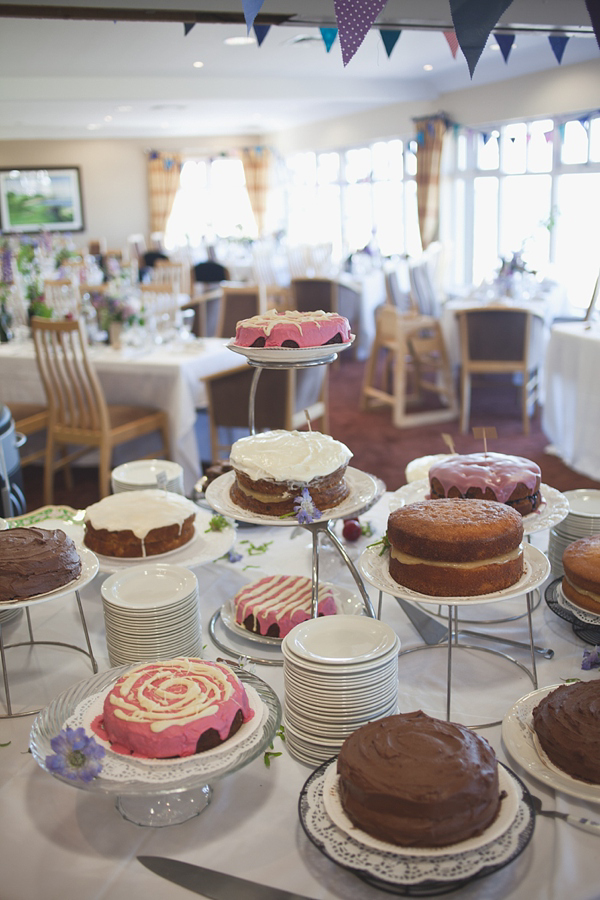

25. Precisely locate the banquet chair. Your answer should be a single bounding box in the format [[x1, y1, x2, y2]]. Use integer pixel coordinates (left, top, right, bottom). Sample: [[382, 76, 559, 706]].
[[151, 260, 185, 294], [10, 402, 50, 468], [139, 285, 180, 326], [31, 316, 170, 503], [202, 364, 328, 461], [43, 279, 80, 318], [408, 258, 442, 317], [457, 306, 545, 435], [290, 277, 337, 314], [216, 284, 266, 338], [360, 304, 458, 428], [384, 258, 417, 314]]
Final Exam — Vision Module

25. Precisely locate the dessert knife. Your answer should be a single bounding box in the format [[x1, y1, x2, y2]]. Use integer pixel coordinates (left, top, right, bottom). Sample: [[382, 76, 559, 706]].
[[395, 596, 447, 644], [531, 796, 600, 835], [138, 857, 317, 900]]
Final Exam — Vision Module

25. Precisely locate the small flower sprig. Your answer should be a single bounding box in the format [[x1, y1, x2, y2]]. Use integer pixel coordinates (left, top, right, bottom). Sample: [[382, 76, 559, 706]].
[[582, 646, 600, 671], [45, 727, 105, 783], [367, 534, 390, 556], [239, 539, 273, 556], [280, 488, 321, 526], [205, 514, 230, 533]]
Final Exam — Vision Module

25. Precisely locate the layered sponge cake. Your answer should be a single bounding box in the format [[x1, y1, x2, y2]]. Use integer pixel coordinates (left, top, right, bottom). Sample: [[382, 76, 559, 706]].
[[234, 309, 352, 348], [387, 498, 524, 597], [562, 535, 600, 614], [428, 452, 542, 516]]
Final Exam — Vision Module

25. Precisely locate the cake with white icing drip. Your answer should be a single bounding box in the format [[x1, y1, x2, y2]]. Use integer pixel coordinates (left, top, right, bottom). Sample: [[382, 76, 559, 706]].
[[101, 658, 254, 758], [229, 429, 353, 516], [234, 308, 352, 349], [83, 489, 198, 558], [428, 452, 542, 516], [234, 574, 337, 638]]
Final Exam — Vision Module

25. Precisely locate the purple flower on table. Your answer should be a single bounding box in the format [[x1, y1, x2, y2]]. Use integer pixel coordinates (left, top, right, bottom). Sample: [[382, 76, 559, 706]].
[[45, 726, 105, 782], [581, 646, 600, 671], [226, 549, 243, 563], [293, 488, 321, 525]]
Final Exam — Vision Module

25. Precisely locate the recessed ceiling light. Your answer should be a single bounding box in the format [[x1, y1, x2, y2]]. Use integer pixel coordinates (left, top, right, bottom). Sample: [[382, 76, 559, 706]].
[[423, 64, 433, 71], [117, 105, 132, 113], [224, 35, 256, 46], [193, 61, 204, 68], [104, 115, 113, 122], [87, 123, 101, 130]]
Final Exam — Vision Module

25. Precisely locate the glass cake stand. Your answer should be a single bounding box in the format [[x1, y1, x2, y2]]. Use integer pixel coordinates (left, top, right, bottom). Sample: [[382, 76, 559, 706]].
[[29, 662, 281, 827]]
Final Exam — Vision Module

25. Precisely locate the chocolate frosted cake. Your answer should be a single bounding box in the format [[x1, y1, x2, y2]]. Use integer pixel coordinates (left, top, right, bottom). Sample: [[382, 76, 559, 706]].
[[234, 309, 352, 348], [532, 681, 600, 784], [0, 527, 82, 603], [337, 711, 501, 847], [562, 535, 600, 614], [387, 498, 524, 597], [428, 452, 542, 516]]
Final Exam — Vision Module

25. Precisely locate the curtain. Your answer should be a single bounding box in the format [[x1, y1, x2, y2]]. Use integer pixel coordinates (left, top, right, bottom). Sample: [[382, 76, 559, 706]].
[[414, 115, 449, 250], [147, 151, 182, 236], [241, 146, 271, 237]]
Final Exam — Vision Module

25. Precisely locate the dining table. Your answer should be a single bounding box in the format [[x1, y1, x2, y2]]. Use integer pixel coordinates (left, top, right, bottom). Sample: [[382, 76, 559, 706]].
[[0, 488, 598, 900], [0, 335, 240, 494], [542, 320, 600, 481]]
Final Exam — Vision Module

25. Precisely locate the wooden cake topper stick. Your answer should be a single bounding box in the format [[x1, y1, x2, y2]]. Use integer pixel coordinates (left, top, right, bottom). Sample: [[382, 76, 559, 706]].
[[441, 433, 456, 454], [472, 426, 498, 455], [304, 409, 312, 431]]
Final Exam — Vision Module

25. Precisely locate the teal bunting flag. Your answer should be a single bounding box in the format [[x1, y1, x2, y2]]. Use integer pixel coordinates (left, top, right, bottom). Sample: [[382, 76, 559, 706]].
[[184, 23, 195, 36], [242, 0, 265, 34], [334, 0, 387, 66], [253, 24, 270, 46], [494, 33, 515, 62], [381, 29, 401, 58], [549, 35, 570, 64], [585, 0, 600, 49], [320, 28, 338, 52], [449, 0, 515, 77]]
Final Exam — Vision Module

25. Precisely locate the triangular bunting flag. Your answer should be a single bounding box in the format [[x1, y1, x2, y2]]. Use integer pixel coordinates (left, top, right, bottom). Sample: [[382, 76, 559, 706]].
[[449, 0, 515, 77], [381, 29, 401, 58], [253, 24, 270, 46], [549, 34, 570, 64], [184, 23, 195, 36], [481, 132, 491, 145], [242, 0, 265, 34], [494, 33, 515, 62], [443, 31, 459, 59], [585, 0, 600, 49], [334, 0, 387, 67], [320, 27, 338, 52]]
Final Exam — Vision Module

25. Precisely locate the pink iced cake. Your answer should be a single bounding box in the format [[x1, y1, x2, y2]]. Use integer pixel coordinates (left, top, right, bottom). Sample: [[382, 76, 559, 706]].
[[234, 574, 337, 638], [428, 452, 542, 516], [101, 658, 254, 758], [233, 309, 352, 348]]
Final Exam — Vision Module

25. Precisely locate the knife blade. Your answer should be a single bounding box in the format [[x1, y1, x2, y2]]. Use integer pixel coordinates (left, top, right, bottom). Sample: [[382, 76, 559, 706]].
[[395, 596, 448, 644], [138, 857, 317, 900]]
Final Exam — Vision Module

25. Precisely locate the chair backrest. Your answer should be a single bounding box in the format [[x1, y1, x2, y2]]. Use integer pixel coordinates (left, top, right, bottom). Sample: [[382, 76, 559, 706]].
[[139, 285, 180, 325], [43, 279, 80, 318], [151, 260, 183, 293], [31, 316, 110, 434], [193, 260, 228, 284], [385, 260, 416, 313], [458, 307, 545, 370], [408, 259, 440, 317], [203, 364, 327, 460], [286, 245, 310, 278], [216, 284, 266, 338], [290, 277, 337, 314]]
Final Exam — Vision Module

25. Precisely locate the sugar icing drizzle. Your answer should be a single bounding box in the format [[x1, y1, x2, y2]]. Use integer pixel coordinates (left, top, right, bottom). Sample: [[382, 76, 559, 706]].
[[429, 452, 540, 504], [235, 575, 334, 625]]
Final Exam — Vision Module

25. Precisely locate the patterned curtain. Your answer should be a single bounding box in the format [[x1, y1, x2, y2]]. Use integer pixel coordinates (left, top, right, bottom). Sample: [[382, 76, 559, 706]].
[[414, 115, 450, 250], [241, 146, 270, 237], [147, 151, 182, 235]]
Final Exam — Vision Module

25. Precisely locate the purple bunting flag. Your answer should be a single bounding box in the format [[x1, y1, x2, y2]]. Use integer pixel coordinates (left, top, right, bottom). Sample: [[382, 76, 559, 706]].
[[334, 0, 387, 67], [449, 0, 515, 77], [585, 0, 600, 49], [549, 34, 570, 64], [320, 28, 338, 53], [443, 31, 459, 59], [494, 33, 515, 62], [381, 29, 401, 58], [254, 24, 270, 47], [242, 0, 265, 34]]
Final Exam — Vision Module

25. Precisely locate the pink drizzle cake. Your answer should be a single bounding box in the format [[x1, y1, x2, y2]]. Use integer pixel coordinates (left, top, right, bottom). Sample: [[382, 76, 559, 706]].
[[428, 452, 542, 516], [101, 658, 254, 758], [234, 309, 352, 348], [233, 574, 337, 638]]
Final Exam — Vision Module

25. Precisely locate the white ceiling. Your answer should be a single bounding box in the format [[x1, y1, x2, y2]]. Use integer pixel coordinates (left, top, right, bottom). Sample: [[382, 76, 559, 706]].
[[0, 1, 598, 141]]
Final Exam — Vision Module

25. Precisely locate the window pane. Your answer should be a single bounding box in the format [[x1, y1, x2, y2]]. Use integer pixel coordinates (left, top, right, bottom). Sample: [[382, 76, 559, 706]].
[[561, 119, 589, 165], [457, 133, 467, 171], [501, 123, 527, 174], [527, 119, 553, 173], [288, 152, 316, 186], [373, 181, 404, 256], [404, 179, 422, 257], [473, 176, 499, 283], [554, 172, 600, 309], [345, 148, 372, 184], [477, 132, 499, 170], [344, 183, 373, 252], [372, 139, 403, 180], [500, 174, 551, 272], [316, 152, 339, 185]]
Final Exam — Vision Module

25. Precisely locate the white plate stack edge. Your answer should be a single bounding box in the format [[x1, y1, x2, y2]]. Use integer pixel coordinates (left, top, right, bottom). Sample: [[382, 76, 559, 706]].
[[548, 489, 600, 577], [111, 459, 184, 495]]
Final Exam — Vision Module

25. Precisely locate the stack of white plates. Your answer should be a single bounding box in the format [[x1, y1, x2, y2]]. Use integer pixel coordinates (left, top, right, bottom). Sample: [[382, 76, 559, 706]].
[[548, 489, 600, 577], [282, 616, 400, 767], [101, 563, 201, 666], [111, 459, 184, 495]]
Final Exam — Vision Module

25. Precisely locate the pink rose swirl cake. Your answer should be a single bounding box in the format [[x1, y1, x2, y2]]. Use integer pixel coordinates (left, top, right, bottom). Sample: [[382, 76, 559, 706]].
[[233, 574, 337, 638]]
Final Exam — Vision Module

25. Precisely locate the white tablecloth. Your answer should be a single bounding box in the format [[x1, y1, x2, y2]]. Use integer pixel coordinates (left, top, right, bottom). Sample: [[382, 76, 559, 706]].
[[0, 493, 598, 900], [542, 321, 600, 480], [0, 337, 238, 493]]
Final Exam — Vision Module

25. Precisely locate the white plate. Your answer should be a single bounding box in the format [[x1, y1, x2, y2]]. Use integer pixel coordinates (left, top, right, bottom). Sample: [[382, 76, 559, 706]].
[[322, 762, 520, 857], [0, 547, 99, 609], [205, 467, 379, 527], [227, 337, 355, 364], [563, 489, 600, 518], [502, 685, 600, 803], [282, 615, 398, 665], [94, 507, 236, 574], [220, 583, 365, 646], [389, 480, 568, 536], [101, 563, 198, 610], [111, 459, 183, 487], [557, 582, 600, 624], [359, 542, 550, 606]]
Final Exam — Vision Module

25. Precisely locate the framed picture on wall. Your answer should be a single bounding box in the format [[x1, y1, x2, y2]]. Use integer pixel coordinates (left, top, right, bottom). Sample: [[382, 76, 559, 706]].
[[0, 167, 84, 233]]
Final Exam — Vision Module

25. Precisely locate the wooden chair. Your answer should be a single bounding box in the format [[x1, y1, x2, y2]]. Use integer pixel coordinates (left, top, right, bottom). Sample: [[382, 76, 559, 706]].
[[290, 277, 337, 314], [202, 364, 328, 461], [31, 316, 170, 503], [151, 260, 186, 294], [457, 306, 545, 435], [360, 304, 458, 428], [139, 284, 180, 326], [216, 284, 266, 338]]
